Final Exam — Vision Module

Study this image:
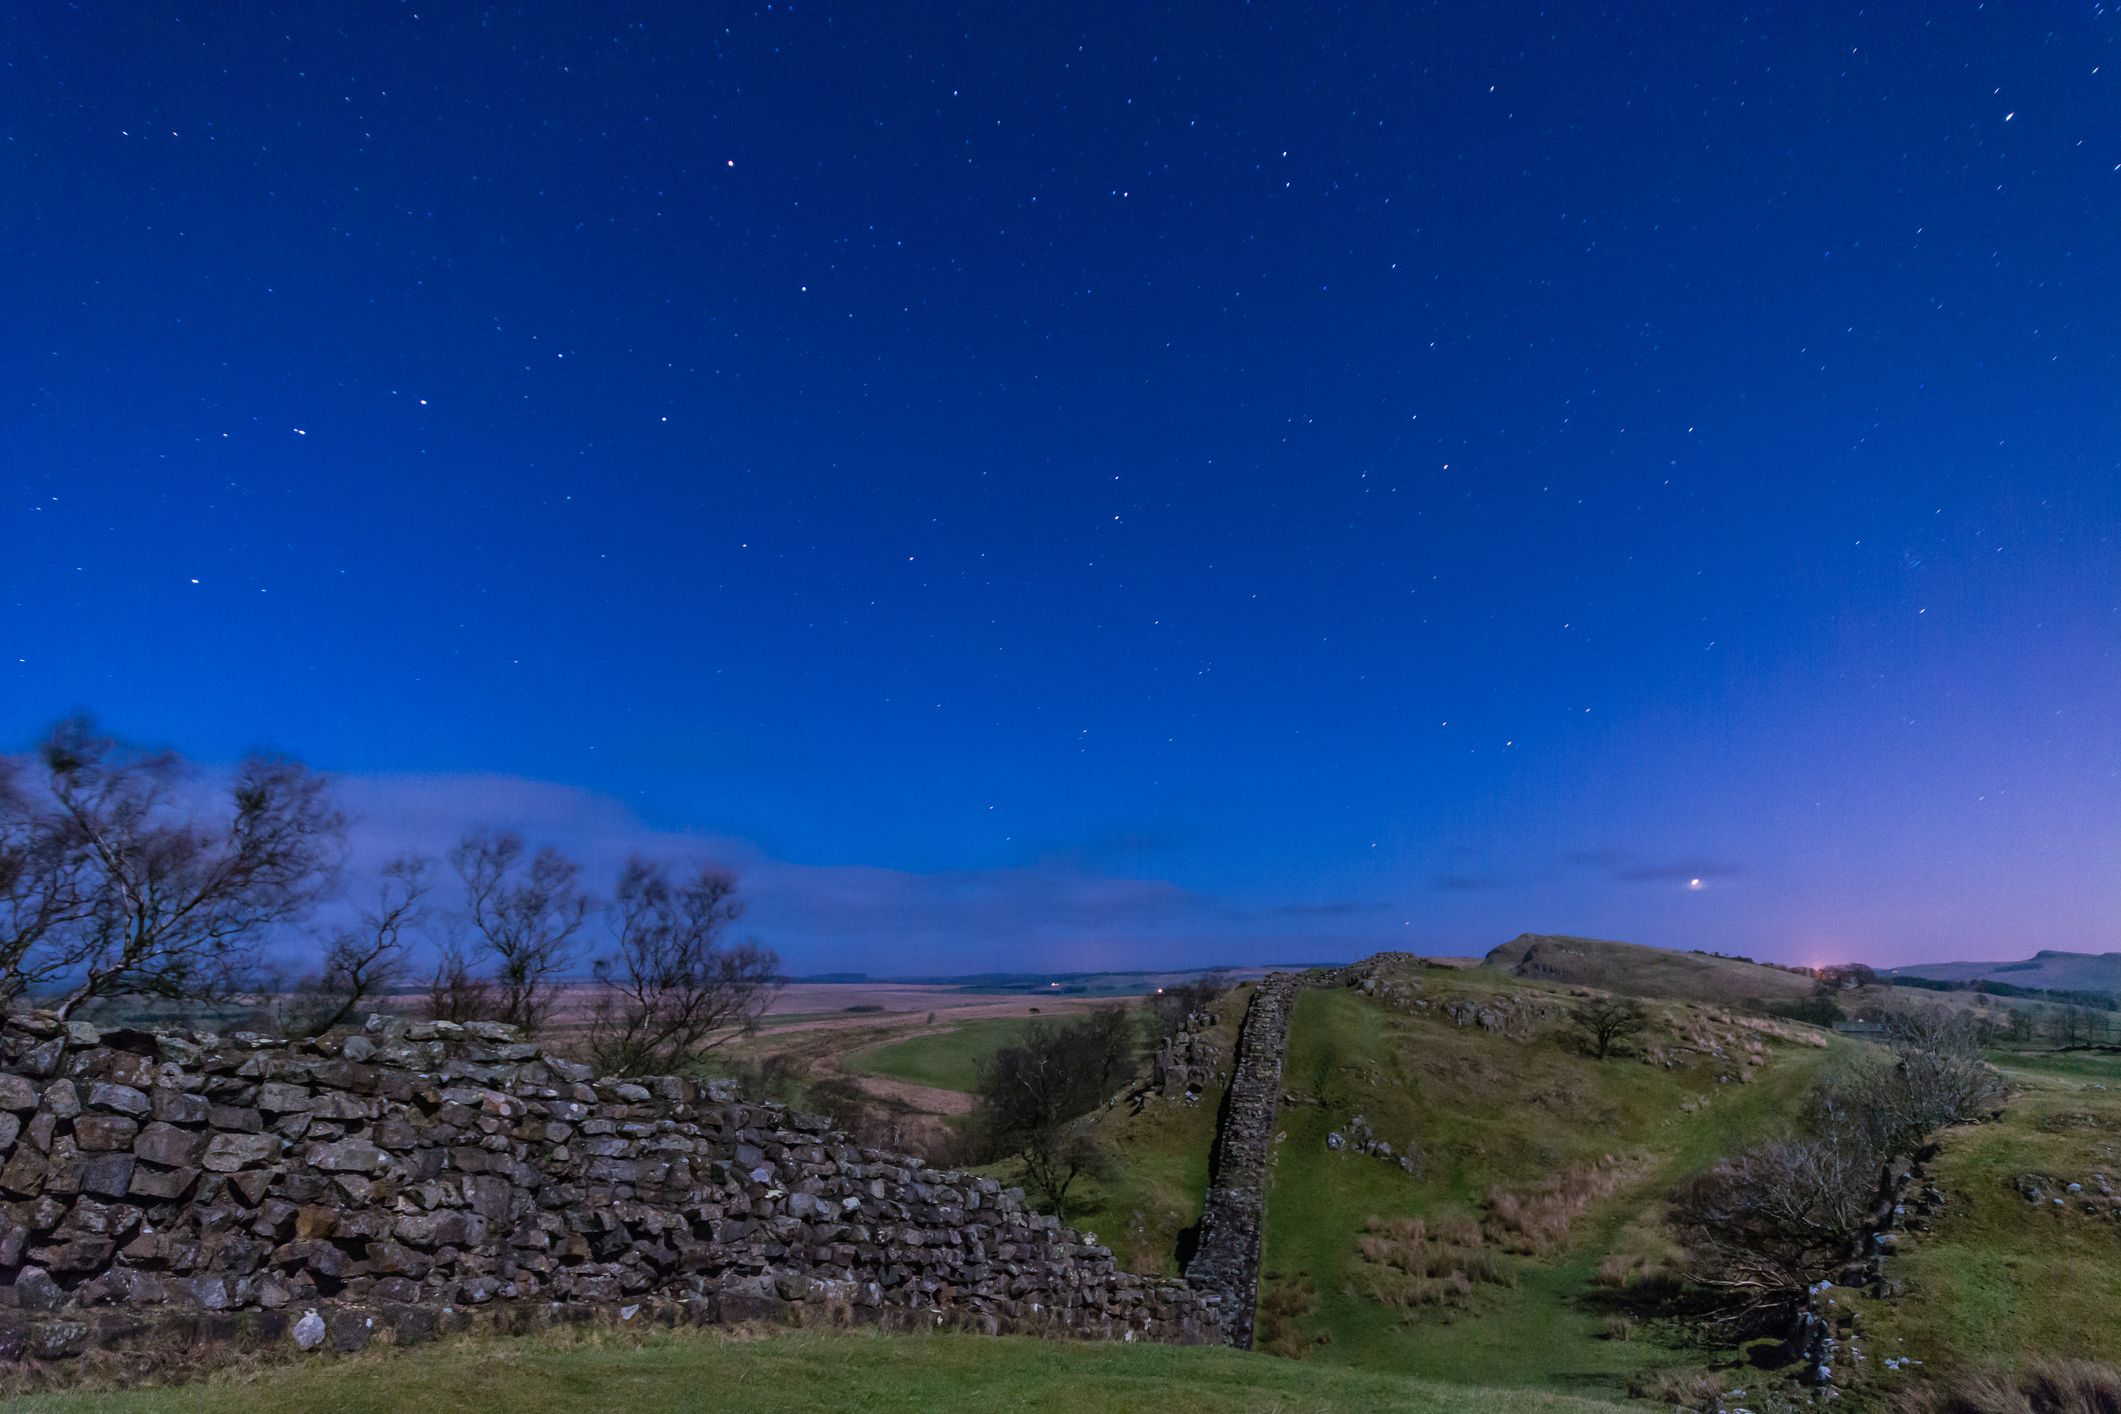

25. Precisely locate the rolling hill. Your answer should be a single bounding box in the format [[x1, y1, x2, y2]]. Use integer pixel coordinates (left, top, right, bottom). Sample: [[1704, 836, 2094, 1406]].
[[1886, 948, 2121, 996], [1483, 932, 1816, 1004]]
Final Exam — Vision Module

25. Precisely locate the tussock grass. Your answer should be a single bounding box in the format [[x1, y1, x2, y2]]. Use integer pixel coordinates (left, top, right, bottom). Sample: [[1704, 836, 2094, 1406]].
[[1256, 1271, 1323, 1360], [1484, 1153, 1651, 1256], [1627, 1366, 1726, 1405], [1889, 1357, 2121, 1413], [1351, 1214, 1514, 1311]]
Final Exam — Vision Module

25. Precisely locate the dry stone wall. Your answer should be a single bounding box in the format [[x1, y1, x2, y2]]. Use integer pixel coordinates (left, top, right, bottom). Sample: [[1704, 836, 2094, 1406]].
[[0, 1010, 1220, 1369], [1182, 972, 1302, 1349]]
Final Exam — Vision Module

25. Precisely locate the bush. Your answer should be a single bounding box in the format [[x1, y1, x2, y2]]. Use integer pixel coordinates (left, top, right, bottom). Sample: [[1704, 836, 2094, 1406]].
[[1672, 1012, 2006, 1324]]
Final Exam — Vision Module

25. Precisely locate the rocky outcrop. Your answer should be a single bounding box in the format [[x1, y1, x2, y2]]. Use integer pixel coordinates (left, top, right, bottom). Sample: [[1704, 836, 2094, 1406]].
[[1146, 1010, 1221, 1104], [0, 1011, 1220, 1370], [1183, 973, 1301, 1350]]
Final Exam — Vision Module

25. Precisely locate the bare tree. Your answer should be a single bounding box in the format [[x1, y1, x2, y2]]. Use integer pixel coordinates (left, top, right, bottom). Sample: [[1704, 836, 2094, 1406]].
[[0, 757, 97, 1008], [423, 932, 496, 1024], [973, 1010, 1137, 1213], [27, 719, 344, 1020], [1571, 996, 1649, 1059], [1880, 1005, 2007, 1134], [586, 859, 779, 1076], [450, 830, 587, 1033], [1671, 1123, 1882, 1325], [278, 855, 432, 1036]]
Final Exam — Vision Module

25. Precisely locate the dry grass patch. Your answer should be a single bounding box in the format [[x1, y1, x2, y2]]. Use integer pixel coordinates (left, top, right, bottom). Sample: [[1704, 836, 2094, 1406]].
[[1485, 1152, 1652, 1256], [1627, 1366, 1726, 1407], [1890, 1357, 2121, 1413], [1351, 1213, 1515, 1312], [1255, 1270, 1323, 1359]]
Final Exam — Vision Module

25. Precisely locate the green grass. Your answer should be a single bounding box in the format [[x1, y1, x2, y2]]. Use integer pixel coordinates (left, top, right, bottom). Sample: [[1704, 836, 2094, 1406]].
[[1256, 971, 1836, 1400], [841, 1017, 1039, 1094], [1485, 934, 1815, 1005], [1059, 1006, 1248, 1274], [1842, 1047, 2121, 1396], [12, 1328, 1633, 1414]]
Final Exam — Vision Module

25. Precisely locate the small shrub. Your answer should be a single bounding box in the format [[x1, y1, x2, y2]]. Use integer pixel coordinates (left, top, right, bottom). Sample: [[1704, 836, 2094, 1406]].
[[1601, 1314, 1635, 1342]]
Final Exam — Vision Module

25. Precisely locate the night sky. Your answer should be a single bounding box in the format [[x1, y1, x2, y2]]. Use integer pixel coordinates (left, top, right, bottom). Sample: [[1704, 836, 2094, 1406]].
[[5, 4, 2118, 975]]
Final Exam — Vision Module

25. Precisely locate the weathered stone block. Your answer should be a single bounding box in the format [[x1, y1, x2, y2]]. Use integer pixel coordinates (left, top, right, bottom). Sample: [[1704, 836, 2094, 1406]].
[[130, 1163, 200, 1200], [73, 1115, 141, 1151], [81, 1151, 138, 1197], [201, 1132, 282, 1172], [134, 1121, 204, 1168], [86, 1082, 151, 1116], [256, 1082, 314, 1113]]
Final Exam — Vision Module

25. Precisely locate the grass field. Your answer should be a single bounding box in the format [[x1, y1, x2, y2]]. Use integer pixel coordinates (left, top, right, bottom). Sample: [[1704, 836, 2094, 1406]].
[[840, 1016, 1040, 1094], [1485, 934, 1816, 1005], [1827, 1046, 2121, 1399], [11, 1328, 1634, 1414], [1058, 1001, 1249, 1273], [1256, 968, 1839, 1401]]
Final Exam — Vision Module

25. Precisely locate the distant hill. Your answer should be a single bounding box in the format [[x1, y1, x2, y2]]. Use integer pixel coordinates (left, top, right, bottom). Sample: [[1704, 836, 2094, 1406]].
[[1887, 949, 2121, 996], [1483, 932, 1816, 1004]]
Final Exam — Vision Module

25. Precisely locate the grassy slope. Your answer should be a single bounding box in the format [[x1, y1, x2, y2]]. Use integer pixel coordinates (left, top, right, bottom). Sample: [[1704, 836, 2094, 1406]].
[[840, 1017, 1039, 1094], [1063, 1002, 1248, 1274], [834, 997, 1240, 1278], [14, 1329, 1632, 1414], [1834, 1047, 2121, 1399], [1259, 970, 1838, 1402], [1485, 934, 1815, 1005]]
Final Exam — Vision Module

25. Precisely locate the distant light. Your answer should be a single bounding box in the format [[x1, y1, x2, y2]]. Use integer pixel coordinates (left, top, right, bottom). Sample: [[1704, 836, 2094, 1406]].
[[1688, 878, 1704, 890]]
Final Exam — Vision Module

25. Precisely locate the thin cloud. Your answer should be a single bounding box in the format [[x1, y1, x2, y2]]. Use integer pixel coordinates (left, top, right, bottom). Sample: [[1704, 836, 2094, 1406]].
[[1431, 873, 1505, 891], [1564, 846, 1741, 884], [333, 773, 1373, 975]]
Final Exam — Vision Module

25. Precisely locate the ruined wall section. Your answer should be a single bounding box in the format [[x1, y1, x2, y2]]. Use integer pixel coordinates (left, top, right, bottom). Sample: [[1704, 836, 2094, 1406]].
[[1181, 972, 1302, 1350], [0, 1012, 1220, 1366]]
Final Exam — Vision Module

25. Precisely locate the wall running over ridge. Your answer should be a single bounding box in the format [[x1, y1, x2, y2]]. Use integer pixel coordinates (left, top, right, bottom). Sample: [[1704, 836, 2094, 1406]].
[[0, 1011, 1220, 1367], [1182, 972, 1301, 1349]]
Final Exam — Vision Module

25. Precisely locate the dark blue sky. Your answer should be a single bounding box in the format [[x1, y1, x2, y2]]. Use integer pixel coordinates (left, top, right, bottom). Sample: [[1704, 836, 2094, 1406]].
[[5, 3, 2117, 973]]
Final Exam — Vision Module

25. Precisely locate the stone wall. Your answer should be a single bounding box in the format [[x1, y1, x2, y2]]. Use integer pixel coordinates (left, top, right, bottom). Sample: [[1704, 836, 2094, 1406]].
[[1182, 972, 1301, 1349], [0, 1011, 1220, 1368]]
